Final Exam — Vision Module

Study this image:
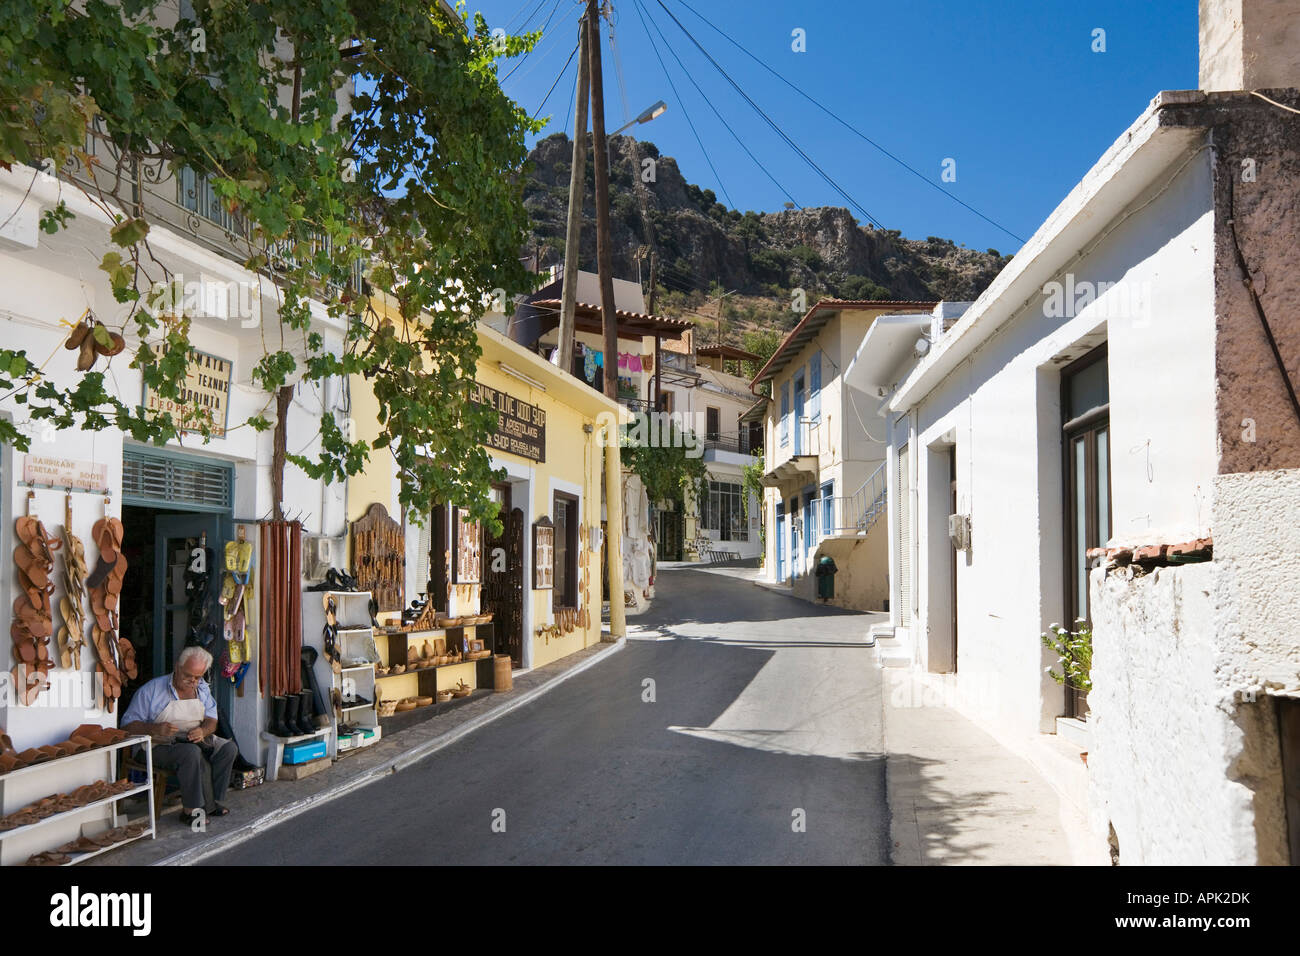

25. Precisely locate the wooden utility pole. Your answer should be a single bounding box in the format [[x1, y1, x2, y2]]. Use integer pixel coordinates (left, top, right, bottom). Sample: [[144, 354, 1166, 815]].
[[648, 252, 661, 408], [646, 250, 658, 314], [586, 0, 618, 401], [556, 16, 590, 378], [586, 0, 625, 639]]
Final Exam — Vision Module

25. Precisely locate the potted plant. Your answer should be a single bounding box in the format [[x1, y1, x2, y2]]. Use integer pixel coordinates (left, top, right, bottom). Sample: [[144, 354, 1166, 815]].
[[1042, 619, 1092, 718]]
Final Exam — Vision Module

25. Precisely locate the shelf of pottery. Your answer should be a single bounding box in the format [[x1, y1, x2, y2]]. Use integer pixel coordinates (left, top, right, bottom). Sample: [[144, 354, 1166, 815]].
[[0, 727, 155, 867], [372, 620, 497, 714], [305, 591, 382, 755]]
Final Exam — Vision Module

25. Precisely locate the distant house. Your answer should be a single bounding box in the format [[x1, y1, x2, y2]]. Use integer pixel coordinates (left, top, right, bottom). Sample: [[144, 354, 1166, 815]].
[[877, 0, 1300, 865], [656, 339, 764, 562], [749, 300, 936, 607]]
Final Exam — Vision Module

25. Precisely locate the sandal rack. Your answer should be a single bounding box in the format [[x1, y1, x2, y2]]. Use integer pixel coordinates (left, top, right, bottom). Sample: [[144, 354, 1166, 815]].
[[305, 590, 382, 758], [0, 734, 155, 866]]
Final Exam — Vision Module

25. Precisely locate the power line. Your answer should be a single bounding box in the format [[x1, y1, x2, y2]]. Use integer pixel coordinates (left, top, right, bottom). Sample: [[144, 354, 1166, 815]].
[[629, 0, 734, 208], [532, 40, 581, 122], [502, 0, 576, 84], [635, 0, 798, 210], [562, 20, 580, 136], [670, 0, 1026, 244], [652, 0, 882, 228]]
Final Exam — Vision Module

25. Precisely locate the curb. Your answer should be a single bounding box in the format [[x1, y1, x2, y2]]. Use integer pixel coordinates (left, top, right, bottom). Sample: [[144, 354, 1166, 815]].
[[154, 637, 627, 866]]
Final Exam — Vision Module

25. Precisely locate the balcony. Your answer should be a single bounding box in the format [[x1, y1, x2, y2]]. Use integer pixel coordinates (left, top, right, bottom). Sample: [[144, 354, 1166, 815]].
[[701, 430, 760, 464], [52, 117, 363, 295], [763, 418, 822, 485]]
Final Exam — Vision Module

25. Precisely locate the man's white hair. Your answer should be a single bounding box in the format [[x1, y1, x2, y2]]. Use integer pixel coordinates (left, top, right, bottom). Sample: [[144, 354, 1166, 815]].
[[177, 646, 213, 671]]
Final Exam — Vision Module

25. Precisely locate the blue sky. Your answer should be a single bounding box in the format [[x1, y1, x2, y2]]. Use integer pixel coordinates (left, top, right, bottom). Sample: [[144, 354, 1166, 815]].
[[473, 0, 1199, 256]]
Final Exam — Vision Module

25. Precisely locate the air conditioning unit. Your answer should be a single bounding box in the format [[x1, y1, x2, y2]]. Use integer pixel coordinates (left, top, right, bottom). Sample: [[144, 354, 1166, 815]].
[[948, 513, 972, 553]]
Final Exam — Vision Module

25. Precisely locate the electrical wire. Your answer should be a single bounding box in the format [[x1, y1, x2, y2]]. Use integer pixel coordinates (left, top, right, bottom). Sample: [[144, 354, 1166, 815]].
[[635, 0, 798, 210], [502, 0, 577, 84], [532, 41, 581, 122], [629, 0, 734, 209], [669, 0, 1026, 244], [652, 0, 881, 227]]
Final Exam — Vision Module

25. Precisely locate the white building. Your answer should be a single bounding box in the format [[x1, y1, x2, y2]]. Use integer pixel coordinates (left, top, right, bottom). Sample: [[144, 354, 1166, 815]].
[[0, 141, 350, 792], [656, 341, 762, 562], [751, 300, 936, 607], [878, 0, 1300, 865]]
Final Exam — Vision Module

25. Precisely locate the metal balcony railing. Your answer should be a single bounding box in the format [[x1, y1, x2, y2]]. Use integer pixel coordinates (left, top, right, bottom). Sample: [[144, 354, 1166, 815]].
[[819, 462, 888, 536], [53, 117, 364, 295], [703, 431, 758, 456]]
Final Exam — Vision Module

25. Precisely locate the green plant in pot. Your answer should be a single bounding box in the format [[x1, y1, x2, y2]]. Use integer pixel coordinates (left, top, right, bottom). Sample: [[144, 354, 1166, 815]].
[[1042, 620, 1093, 694]]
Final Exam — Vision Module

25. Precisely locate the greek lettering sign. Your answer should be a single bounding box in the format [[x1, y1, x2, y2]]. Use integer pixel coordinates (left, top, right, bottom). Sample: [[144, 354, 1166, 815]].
[[473, 381, 546, 463], [22, 455, 108, 491], [142, 349, 232, 437]]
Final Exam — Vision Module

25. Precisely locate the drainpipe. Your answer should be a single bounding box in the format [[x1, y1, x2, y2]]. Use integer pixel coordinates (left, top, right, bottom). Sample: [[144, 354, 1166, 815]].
[[604, 423, 626, 638]]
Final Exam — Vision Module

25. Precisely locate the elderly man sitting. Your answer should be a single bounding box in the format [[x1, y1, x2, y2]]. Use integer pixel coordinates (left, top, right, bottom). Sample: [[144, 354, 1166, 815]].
[[122, 646, 238, 825]]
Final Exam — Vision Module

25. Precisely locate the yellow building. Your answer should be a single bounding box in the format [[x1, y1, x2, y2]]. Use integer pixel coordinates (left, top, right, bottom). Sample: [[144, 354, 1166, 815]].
[[349, 301, 621, 673]]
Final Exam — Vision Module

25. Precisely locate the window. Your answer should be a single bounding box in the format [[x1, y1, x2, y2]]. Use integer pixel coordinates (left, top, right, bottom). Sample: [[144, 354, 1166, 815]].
[[552, 492, 580, 608], [703, 481, 747, 541], [809, 356, 821, 421], [1062, 344, 1110, 719], [706, 406, 720, 440], [779, 382, 790, 446], [821, 480, 834, 533]]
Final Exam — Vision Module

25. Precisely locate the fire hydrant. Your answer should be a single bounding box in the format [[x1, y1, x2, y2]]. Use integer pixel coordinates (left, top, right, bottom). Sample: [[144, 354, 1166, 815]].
[[815, 554, 838, 602]]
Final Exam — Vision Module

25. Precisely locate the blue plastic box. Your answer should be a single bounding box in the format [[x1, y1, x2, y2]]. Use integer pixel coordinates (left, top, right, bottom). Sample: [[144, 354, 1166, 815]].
[[282, 739, 327, 765]]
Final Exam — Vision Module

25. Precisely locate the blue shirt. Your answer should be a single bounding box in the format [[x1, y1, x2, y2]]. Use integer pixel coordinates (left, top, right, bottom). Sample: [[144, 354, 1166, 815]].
[[121, 674, 218, 725]]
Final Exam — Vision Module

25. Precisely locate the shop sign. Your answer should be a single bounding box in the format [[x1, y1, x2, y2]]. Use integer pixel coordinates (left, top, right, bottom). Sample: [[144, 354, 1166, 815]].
[[142, 349, 233, 437], [472, 381, 546, 463], [22, 455, 108, 492]]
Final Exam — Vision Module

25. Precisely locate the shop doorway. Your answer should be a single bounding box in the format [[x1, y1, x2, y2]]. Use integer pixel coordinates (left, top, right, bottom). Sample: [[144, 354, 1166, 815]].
[[482, 489, 525, 667], [117, 508, 225, 711], [657, 507, 683, 561], [118, 447, 233, 713]]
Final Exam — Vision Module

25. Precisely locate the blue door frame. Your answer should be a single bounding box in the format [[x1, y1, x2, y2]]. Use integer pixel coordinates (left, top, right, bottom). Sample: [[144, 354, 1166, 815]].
[[775, 503, 786, 581]]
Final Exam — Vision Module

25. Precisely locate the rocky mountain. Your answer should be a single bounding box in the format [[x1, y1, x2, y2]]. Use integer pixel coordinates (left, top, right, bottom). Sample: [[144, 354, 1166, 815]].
[[522, 132, 1012, 310]]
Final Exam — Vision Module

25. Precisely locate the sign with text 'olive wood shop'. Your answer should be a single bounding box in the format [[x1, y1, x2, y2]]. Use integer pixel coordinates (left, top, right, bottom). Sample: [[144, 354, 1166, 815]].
[[142, 349, 233, 438], [472, 381, 546, 463]]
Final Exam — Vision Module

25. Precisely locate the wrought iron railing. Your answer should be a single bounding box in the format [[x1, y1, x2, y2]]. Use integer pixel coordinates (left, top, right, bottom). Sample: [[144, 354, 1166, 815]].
[[703, 431, 757, 456], [57, 117, 364, 295], [819, 462, 888, 536]]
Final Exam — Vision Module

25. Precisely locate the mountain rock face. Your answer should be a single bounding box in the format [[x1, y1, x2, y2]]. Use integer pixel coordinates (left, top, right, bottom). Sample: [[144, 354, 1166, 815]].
[[522, 132, 1011, 303]]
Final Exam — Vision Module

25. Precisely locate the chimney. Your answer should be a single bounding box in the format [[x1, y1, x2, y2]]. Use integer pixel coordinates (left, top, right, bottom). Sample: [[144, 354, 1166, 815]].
[[1200, 0, 1300, 91]]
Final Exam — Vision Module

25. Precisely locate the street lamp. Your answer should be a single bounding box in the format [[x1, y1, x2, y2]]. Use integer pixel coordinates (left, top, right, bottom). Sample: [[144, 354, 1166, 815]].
[[612, 99, 667, 137], [608, 100, 667, 169]]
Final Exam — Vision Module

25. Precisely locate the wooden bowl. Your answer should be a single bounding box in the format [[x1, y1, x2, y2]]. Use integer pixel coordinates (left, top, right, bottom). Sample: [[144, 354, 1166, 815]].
[[395, 701, 417, 712], [414, 696, 433, 707]]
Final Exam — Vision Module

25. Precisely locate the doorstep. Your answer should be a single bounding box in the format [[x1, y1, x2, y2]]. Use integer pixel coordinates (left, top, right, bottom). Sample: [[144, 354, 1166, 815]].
[[86, 638, 625, 866], [1055, 715, 1090, 750]]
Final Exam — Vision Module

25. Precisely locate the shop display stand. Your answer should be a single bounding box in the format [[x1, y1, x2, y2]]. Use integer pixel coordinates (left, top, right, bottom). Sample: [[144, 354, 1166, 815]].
[[0, 735, 155, 866], [374, 622, 497, 713], [303, 590, 382, 760]]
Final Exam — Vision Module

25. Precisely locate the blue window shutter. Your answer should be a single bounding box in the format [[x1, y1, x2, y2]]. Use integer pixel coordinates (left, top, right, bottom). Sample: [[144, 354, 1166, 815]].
[[809, 357, 821, 419], [780, 382, 790, 445]]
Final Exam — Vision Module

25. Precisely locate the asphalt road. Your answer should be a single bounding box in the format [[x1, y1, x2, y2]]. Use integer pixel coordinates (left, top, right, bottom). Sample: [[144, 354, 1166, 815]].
[[207, 565, 887, 865]]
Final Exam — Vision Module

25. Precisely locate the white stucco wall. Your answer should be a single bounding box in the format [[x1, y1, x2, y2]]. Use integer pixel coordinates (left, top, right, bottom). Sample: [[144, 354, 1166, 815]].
[[899, 148, 1218, 738], [1087, 561, 1267, 864]]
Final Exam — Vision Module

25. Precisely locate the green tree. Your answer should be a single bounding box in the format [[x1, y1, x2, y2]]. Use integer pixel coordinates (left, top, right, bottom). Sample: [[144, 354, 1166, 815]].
[[0, 0, 542, 527]]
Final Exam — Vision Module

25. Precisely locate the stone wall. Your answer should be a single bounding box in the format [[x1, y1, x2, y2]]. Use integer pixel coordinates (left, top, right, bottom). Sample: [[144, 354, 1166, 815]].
[[1088, 562, 1266, 864]]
